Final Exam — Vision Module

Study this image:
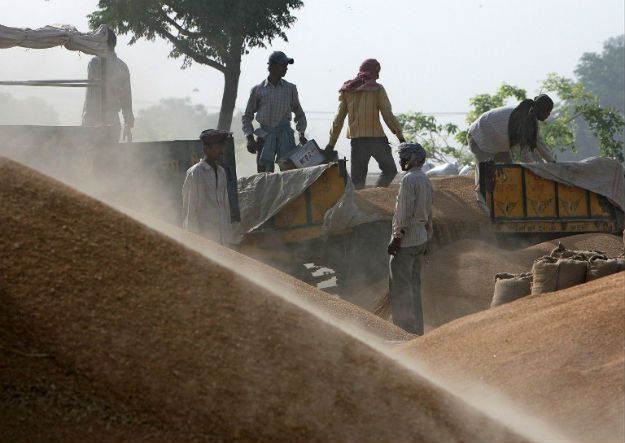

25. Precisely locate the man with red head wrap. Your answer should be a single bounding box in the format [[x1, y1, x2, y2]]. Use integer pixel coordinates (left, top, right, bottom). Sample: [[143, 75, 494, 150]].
[[326, 59, 405, 189]]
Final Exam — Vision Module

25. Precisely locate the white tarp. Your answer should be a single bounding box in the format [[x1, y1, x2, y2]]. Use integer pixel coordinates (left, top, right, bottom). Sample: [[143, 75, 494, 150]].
[[525, 157, 625, 213], [426, 162, 460, 177], [236, 163, 389, 239], [0, 24, 108, 57]]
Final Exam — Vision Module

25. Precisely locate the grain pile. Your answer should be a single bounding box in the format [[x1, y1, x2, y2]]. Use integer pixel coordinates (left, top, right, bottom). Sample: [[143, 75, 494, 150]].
[[0, 157, 529, 442], [126, 209, 412, 342], [398, 273, 625, 443], [421, 233, 624, 327], [356, 176, 492, 245]]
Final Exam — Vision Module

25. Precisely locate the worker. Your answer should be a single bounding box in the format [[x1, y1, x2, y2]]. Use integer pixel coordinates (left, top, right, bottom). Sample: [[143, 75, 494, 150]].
[[182, 129, 233, 246], [325, 59, 406, 189], [242, 51, 308, 173], [82, 26, 134, 143], [387, 143, 433, 335], [468, 94, 556, 171]]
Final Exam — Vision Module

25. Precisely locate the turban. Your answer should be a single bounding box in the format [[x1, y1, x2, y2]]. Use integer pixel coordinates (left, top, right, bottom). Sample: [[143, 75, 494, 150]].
[[398, 142, 426, 164]]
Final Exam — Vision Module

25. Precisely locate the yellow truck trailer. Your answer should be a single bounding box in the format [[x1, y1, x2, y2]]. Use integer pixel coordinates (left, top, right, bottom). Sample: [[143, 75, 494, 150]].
[[479, 162, 623, 234]]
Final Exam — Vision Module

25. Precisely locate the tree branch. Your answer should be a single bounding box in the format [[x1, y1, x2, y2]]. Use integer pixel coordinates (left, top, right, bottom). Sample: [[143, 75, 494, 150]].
[[159, 10, 203, 38], [159, 28, 225, 72]]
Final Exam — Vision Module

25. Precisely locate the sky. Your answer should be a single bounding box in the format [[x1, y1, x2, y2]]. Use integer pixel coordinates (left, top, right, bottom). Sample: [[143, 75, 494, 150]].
[[1, 0, 624, 158]]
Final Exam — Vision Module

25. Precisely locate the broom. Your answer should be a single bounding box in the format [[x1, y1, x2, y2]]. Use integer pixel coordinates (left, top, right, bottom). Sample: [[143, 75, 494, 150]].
[[372, 290, 391, 320]]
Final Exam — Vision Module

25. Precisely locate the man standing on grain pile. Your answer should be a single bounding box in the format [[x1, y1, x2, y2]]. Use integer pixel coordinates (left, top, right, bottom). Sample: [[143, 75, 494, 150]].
[[82, 26, 134, 143], [242, 51, 308, 173], [182, 130, 233, 246], [325, 58, 405, 189], [387, 143, 433, 335]]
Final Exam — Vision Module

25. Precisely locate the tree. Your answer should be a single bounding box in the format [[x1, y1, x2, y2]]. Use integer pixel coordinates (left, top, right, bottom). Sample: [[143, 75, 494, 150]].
[[575, 35, 624, 115], [88, 0, 304, 131], [398, 76, 624, 164], [134, 96, 224, 141], [0, 93, 60, 126], [397, 112, 471, 165]]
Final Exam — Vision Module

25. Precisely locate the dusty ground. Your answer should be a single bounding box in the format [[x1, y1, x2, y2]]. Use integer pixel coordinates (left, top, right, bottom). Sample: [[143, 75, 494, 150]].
[[398, 273, 625, 443], [0, 157, 529, 442]]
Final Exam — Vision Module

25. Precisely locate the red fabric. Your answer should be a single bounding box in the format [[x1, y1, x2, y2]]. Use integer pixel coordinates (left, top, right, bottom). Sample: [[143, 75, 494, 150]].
[[339, 58, 382, 92]]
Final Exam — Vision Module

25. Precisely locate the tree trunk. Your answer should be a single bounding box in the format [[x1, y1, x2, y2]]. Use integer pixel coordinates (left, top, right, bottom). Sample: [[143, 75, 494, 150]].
[[217, 55, 242, 131]]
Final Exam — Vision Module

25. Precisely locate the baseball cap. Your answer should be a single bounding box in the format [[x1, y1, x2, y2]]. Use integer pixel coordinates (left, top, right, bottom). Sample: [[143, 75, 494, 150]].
[[268, 51, 294, 65]]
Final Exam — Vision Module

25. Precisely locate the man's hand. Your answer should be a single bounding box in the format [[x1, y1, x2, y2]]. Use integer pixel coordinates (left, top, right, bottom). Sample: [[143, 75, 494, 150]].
[[324, 144, 335, 153], [123, 125, 133, 142], [387, 237, 401, 256], [246, 135, 257, 154], [397, 135, 406, 143], [299, 133, 308, 145]]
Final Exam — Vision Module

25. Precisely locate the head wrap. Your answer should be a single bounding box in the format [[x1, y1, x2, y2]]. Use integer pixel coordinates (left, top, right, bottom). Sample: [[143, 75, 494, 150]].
[[339, 59, 382, 93], [200, 129, 232, 145], [398, 142, 426, 166]]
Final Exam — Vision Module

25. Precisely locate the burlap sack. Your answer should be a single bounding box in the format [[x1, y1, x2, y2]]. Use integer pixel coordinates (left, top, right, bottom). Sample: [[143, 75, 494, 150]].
[[549, 242, 607, 261], [531, 257, 588, 295], [491, 272, 532, 308], [587, 256, 624, 281]]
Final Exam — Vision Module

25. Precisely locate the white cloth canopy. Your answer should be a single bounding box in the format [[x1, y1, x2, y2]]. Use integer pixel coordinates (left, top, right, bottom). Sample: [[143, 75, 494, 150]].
[[0, 23, 109, 57]]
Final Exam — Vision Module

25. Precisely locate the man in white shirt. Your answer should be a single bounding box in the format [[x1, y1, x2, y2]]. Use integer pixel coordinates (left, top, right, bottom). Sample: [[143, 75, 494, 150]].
[[82, 27, 134, 143], [182, 129, 233, 246], [468, 95, 556, 187], [387, 143, 433, 335]]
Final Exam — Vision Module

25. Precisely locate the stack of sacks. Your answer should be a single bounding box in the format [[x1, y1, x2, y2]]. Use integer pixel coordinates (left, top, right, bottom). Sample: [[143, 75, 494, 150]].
[[490, 242, 625, 307]]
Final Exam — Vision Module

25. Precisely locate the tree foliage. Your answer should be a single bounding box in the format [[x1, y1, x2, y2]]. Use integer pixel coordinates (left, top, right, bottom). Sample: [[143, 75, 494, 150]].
[[540, 73, 624, 161], [399, 74, 623, 164], [397, 112, 471, 165], [575, 35, 624, 114], [89, 0, 304, 130]]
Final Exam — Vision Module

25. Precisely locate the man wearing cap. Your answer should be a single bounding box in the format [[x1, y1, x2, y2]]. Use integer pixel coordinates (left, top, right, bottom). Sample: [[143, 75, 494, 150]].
[[387, 143, 433, 335], [182, 129, 233, 246], [325, 59, 405, 189], [242, 51, 308, 173]]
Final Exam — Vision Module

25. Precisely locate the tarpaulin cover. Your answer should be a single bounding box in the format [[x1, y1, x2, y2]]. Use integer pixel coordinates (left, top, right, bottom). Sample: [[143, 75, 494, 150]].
[[525, 157, 625, 213], [0, 24, 108, 57], [236, 164, 388, 240]]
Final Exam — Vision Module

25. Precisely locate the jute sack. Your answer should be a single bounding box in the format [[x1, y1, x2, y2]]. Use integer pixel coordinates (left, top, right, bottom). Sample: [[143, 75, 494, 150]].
[[531, 257, 588, 295], [549, 242, 607, 261], [491, 272, 532, 308], [587, 256, 625, 281]]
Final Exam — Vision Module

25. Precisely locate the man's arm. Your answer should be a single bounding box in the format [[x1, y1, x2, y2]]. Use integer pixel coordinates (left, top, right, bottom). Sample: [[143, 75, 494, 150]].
[[392, 177, 417, 239], [292, 85, 307, 142], [535, 133, 556, 162], [379, 86, 406, 142], [120, 64, 134, 129], [182, 171, 201, 233], [242, 86, 258, 137], [82, 57, 101, 126], [389, 177, 417, 255], [327, 92, 348, 148]]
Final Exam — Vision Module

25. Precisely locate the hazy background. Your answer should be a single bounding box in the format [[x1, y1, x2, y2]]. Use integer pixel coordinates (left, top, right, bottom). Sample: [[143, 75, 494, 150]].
[[1, 0, 624, 172]]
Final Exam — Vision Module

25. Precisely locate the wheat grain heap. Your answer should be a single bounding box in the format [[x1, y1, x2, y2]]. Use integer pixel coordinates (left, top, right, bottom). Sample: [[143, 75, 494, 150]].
[[399, 273, 625, 443], [1, 156, 527, 442]]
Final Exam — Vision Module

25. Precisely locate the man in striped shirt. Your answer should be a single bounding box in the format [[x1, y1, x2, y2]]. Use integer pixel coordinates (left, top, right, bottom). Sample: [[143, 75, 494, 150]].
[[387, 143, 433, 335], [325, 59, 405, 189], [242, 51, 307, 173]]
